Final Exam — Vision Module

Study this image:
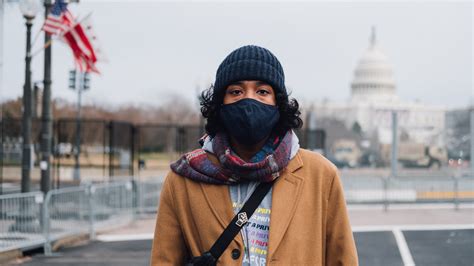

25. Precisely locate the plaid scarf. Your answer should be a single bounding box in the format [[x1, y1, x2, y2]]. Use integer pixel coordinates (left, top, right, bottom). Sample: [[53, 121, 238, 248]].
[[170, 131, 293, 185]]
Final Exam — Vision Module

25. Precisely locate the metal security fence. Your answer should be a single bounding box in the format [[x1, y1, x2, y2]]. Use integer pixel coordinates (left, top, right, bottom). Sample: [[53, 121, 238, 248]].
[[136, 180, 162, 214], [43, 181, 135, 254], [0, 191, 44, 253], [342, 176, 474, 207], [1, 117, 327, 191], [90, 182, 135, 230], [42, 186, 90, 254], [54, 119, 135, 185], [0, 118, 138, 192], [0, 181, 141, 255]]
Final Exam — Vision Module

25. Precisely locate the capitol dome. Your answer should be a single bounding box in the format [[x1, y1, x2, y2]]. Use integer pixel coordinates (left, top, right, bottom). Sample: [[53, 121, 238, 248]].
[[351, 27, 397, 103]]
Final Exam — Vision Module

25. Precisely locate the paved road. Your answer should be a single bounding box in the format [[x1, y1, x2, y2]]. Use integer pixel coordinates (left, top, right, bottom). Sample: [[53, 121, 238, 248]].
[[356, 229, 474, 266], [19, 229, 474, 266], [14, 208, 474, 265]]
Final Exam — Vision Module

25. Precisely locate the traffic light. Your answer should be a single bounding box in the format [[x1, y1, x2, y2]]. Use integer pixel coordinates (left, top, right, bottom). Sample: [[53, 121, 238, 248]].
[[69, 70, 76, 89], [83, 72, 91, 90]]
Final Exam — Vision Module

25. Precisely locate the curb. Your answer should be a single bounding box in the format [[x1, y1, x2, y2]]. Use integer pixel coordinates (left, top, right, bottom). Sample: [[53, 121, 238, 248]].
[[0, 249, 23, 265], [51, 233, 91, 252], [0, 234, 91, 265]]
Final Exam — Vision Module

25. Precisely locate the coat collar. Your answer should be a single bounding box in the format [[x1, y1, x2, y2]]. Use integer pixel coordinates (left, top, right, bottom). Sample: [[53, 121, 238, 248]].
[[199, 150, 304, 251]]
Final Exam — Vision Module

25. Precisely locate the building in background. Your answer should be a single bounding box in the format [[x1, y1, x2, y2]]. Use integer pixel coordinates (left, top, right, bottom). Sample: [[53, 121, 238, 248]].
[[312, 27, 446, 149], [308, 27, 447, 166]]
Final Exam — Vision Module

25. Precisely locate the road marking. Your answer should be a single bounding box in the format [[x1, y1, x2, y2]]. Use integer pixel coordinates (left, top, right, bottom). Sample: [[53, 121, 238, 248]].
[[392, 228, 415, 266], [97, 234, 154, 242], [352, 224, 474, 232]]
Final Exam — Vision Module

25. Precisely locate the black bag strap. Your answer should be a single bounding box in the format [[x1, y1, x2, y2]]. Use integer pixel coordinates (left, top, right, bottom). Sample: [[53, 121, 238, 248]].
[[207, 180, 274, 260]]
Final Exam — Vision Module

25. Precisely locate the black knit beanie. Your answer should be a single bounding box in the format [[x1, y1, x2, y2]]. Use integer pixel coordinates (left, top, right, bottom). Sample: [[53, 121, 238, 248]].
[[214, 45, 286, 96]]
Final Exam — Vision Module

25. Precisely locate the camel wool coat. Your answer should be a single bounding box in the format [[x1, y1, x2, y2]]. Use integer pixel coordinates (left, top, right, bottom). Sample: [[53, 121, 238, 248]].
[[150, 149, 358, 265]]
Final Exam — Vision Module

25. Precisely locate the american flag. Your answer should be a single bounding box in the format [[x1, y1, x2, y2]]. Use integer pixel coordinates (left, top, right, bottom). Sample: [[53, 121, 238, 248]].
[[41, 0, 101, 74], [42, 0, 75, 36], [63, 22, 100, 73], [63, 14, 100, 73]]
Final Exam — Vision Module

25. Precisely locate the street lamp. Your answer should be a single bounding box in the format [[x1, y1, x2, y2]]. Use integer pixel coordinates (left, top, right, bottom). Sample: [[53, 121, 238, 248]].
[[19, 0, 41, 19], [19, 0, 40, 193], [9, 0, 42, 234]]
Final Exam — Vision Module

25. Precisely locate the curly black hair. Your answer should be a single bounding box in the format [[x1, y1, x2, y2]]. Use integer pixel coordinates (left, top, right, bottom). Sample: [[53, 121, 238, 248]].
[[200, 85, 303, 137]]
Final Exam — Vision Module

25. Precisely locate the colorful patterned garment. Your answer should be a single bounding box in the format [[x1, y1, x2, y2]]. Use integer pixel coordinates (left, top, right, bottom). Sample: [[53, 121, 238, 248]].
[[170, 131, 293, 185]]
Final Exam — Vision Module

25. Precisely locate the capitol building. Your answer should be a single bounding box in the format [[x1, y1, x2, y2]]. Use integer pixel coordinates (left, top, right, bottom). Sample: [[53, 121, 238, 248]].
[[312, 28, 445, 146]]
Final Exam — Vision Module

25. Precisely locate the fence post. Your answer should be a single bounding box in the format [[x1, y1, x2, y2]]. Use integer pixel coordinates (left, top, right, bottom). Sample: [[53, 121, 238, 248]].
[[383, 176, 389, 212], [87, 184, 96, 240], [42, 191, 52, 255], [131, 179, 139, 219], [453, 176, 459, 211]]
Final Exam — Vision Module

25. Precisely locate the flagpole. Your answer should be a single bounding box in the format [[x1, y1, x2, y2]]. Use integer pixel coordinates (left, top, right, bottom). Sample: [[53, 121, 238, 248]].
[[31, 28, 42, 50], [30, 37, 53, 58], [40, 0, 53, 194]]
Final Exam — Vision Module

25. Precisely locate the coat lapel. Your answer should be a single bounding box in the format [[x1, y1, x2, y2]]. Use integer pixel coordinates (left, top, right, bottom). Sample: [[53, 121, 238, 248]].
[[199, 152, 236, 230], [200, 182, 235, 229], [200, 152, 244, 247], [268, 151, 304, 257]]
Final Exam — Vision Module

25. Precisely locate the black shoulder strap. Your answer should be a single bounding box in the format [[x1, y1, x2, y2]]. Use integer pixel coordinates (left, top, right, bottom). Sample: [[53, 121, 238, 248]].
[[208, 180, 274, 260]]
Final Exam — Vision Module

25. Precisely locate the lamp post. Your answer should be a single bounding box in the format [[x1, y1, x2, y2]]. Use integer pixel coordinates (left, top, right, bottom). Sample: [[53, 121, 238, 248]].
[[9, 0, 42, 234], [19, 0, 40, 193]]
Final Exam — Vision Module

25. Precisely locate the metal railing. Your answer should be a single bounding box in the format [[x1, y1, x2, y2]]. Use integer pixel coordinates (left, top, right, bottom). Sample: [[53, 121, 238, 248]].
[[0, 181, 142, 255], [342, 175, 474, 208], [42, 186, 90, 254], [136, 180, 162, 214], [42, 181, 136, 254], [0, 191, 44, 253]]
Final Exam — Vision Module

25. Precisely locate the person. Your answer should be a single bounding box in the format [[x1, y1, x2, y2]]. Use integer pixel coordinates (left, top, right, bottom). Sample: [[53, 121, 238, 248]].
[[150, 45, 358, 265]]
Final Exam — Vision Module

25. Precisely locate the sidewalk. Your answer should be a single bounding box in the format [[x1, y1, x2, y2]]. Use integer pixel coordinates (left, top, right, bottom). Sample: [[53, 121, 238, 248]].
[[348, 204, 474, 228], [95, 215, 157, 242]]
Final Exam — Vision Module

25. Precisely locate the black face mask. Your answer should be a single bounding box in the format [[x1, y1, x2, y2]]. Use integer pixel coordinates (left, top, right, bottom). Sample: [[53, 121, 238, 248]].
[[219, 98, 280, 146]]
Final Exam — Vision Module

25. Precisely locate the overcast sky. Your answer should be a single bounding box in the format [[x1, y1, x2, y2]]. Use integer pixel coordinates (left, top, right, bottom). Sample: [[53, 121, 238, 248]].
[[1, 1, 472, 110]]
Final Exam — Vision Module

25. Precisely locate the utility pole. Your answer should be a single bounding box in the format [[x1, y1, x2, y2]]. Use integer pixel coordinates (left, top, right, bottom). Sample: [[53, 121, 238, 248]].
[[40, 0, 53, 194], [69, 70, 90, 182]]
